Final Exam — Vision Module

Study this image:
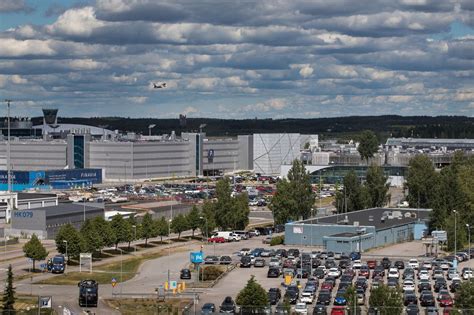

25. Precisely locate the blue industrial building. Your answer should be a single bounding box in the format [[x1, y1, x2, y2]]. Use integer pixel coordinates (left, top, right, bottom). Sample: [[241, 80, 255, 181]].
[[284, 208, 431, 252], [0, 169, 102, 191]]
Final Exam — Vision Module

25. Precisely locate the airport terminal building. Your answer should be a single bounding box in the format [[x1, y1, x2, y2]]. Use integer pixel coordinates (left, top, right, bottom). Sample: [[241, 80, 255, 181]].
[[284, 208, 431, 252]]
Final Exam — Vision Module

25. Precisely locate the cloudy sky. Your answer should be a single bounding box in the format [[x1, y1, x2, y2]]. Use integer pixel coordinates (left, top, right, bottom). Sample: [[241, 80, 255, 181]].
[[0, 0, 473, 118]]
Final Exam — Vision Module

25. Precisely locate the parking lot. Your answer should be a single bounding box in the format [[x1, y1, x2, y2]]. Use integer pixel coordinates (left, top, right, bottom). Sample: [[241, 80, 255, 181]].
[[197, 236, 473, 314]]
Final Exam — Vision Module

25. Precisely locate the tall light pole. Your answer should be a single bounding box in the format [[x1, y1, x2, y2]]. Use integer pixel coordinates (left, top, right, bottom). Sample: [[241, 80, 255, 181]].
[[62, 240, 68, 273], [4, 99, 11, 193], [453, 210, 457, 266], [167, 218, 172, 295], [467, 224, 471, 262], [83, 196, 86, 222]]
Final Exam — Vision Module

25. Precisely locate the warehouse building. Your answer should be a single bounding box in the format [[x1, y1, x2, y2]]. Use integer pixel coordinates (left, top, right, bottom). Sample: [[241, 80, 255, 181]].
[[0, 192, 58, 223], [8, 202, 105, 239], [285, 208, 431, 252]]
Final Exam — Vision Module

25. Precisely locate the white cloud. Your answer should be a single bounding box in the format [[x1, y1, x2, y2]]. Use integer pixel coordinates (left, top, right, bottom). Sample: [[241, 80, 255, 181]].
[[182, 106, 198, 115], [46, 7, 105, 37], [126, 96, 148, 103], [299, 66, 314, 78], [244, 98, 287, 112]]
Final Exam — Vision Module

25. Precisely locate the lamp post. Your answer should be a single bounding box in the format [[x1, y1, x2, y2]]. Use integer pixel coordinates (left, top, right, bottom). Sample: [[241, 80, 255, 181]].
[[116, 248, 124, 295], [167, 218, 172, 296], [453, 210, 457, 266], [62, 240, 68, 273], [467, 224, 471, 262]]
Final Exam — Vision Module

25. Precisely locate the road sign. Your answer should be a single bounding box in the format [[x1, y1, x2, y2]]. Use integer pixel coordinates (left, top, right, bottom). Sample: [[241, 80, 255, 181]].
[[38, 296, 52, 309], [169, 281, 177, 290], [190, 251, 204, 263], [111, 277, 117, 287]]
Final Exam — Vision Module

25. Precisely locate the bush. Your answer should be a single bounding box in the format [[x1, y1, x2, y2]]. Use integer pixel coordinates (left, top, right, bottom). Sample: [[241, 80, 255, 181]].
[[270, 235, 284, 246], [199, 266, 224, 281]]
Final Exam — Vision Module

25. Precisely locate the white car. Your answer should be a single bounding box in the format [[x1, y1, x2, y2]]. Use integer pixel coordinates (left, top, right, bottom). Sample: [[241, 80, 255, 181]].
[[448, 268, 460, 280], [388, 268, 400, 279], [402, 280, 415, 292], [300, 292, 314, 304], [269, 257, 281, 268], [408, 259, 419, 269], [239, 248, 251, 256], [294, 303, 308, 314], [418, 270, 430, 281], [463, 270, 473, 280], [422, 261, 432, 269], [353, 260, 362, 269], [316, 265, 327, 274], [327, 268, 341, 278], [440, 261, 450, 270]]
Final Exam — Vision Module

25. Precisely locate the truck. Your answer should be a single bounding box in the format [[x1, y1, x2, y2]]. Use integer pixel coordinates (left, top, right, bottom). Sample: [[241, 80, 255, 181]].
[[50, 255, 66, 274], [78, 280, 98, 307]]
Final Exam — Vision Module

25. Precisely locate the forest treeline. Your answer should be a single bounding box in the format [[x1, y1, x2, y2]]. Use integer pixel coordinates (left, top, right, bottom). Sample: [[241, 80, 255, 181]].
[[29, 115, 474, 140]]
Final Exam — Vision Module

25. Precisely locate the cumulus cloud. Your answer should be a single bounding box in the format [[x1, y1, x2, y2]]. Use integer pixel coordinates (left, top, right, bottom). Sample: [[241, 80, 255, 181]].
[[0, 0, 33, 13], [0, 0, 472, 117]]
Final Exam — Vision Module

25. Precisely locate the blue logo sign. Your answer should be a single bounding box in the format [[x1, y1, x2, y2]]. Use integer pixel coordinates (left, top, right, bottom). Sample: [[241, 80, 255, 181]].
[[190, 251, 204, 263], [14, 211, 33, 218]]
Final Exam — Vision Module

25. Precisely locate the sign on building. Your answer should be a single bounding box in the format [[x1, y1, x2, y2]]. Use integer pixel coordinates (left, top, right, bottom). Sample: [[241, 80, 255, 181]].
[[293, 226, 303, 234]]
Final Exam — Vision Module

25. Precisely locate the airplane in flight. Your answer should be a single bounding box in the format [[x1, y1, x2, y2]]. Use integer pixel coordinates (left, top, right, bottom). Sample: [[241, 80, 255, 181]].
[[153, 82, 167, 89]]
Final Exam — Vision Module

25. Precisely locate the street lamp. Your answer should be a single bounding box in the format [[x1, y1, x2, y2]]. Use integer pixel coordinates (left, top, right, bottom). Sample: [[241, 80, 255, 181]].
[[453, 210, 457, 266], [116, 248, 124, 295], [62, 240, 68, 273], [167, 218, 172, 295], [467, 224, 471, 262]]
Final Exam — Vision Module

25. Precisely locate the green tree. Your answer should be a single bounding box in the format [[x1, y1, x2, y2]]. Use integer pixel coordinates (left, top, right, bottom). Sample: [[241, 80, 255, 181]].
[[213, 178, 250, 230], [80, 219, 102, 254], [92, 216, 115, 248], [287, 159, 314, 220], [155, 216, 169, 242], [270, 159, 314, 223], [23, 234, 49, 271], [110, 214, 129, 249], [199, 200, 216, 237], [124, 216, 136, 250], [454, 280, 474, 313], [2, 265, 15, 313], [270, 179, 298, 224], [405, 155, 439, 209], [369, 285, 403, 315], [335, 171, 367, 213], [141, 213, 156, 246], [186, 205, 201, 237], [344, 286, 358, 315], [55, 224, 84, 261], [171, 214, 189, 239], [365, 164, 390, 208], [357, 130, 379, 163], [236, 276, 269, 312]]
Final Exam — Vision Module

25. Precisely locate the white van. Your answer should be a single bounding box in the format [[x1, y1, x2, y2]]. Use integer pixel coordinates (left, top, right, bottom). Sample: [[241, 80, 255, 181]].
[[212, 231, 240, 242], [233, 231, 249, 240]]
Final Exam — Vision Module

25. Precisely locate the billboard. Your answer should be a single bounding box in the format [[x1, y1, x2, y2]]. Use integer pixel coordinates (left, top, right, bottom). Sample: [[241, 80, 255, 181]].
[[0, 169, 102, 191]]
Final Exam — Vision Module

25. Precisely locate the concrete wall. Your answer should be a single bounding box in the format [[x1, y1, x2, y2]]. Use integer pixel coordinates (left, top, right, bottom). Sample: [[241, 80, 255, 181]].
[[11, 209, 46, 232], [46, 209, 104, 239], [324, 233, 375, 252], [253, 133, 302, 175], [202, 138, 240, 173], [0, 140, 67, 171], [238, 135, 253, 171]]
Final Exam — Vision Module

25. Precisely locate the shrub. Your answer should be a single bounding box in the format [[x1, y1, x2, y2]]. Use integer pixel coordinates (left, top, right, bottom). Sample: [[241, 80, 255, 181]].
[[270, 235, 284, 246], [199, 266, 224, 281]]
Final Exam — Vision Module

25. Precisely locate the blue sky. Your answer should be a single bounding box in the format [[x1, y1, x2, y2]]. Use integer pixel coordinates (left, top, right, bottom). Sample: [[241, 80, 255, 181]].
[[0, 0, 473, 118]]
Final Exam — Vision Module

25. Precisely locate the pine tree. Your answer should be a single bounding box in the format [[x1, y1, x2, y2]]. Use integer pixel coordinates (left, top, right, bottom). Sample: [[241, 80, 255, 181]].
[[236, 276, 269, 312], [2, 265, 15, 312], [23, 234, 49, 271]]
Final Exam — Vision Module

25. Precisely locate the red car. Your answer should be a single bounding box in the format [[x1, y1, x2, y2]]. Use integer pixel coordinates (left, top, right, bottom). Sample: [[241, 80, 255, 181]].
[[331, 306, 346, 315], [367, 260, 377, 269], [359, 266, 370, 278], [439, 295, 453, 307], [321, 281, 334, 291], [207, 237, 226, 243], [443, 307, 454, 315]]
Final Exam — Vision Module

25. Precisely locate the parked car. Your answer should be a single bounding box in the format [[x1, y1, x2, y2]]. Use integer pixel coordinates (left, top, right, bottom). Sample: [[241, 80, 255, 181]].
[[254, 258, 266, 267], [201, 303, 216, 314], [220, 296, 237, 313], [204, 256, 219, 264], [267, 268, 280, 278], [180, 268, 191, 280], [268, 288, 281, 305]]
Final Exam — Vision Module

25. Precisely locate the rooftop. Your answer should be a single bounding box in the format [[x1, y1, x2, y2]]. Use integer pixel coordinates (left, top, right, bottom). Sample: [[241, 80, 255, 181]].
[[33, 202, 104, 217], [303, 207, 431, 230], [18, 193, 57, 200]]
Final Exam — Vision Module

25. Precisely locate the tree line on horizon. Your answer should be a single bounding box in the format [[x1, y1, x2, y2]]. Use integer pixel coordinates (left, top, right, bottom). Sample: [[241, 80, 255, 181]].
[[24, 115, 474, 139]]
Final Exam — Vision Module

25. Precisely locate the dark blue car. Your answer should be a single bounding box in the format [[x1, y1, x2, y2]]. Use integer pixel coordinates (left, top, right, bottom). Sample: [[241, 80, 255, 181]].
[[350, 252, 361, 261]]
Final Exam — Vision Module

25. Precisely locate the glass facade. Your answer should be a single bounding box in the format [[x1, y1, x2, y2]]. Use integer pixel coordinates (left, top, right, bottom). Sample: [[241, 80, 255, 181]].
[[309, 165, 407, 184], [73, 135, 85, 169]]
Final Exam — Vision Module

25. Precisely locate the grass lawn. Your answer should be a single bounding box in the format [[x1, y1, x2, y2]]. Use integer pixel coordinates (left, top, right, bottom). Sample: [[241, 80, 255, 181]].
[[35, 246, 187, 285], [104, 298, 191, 315]]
